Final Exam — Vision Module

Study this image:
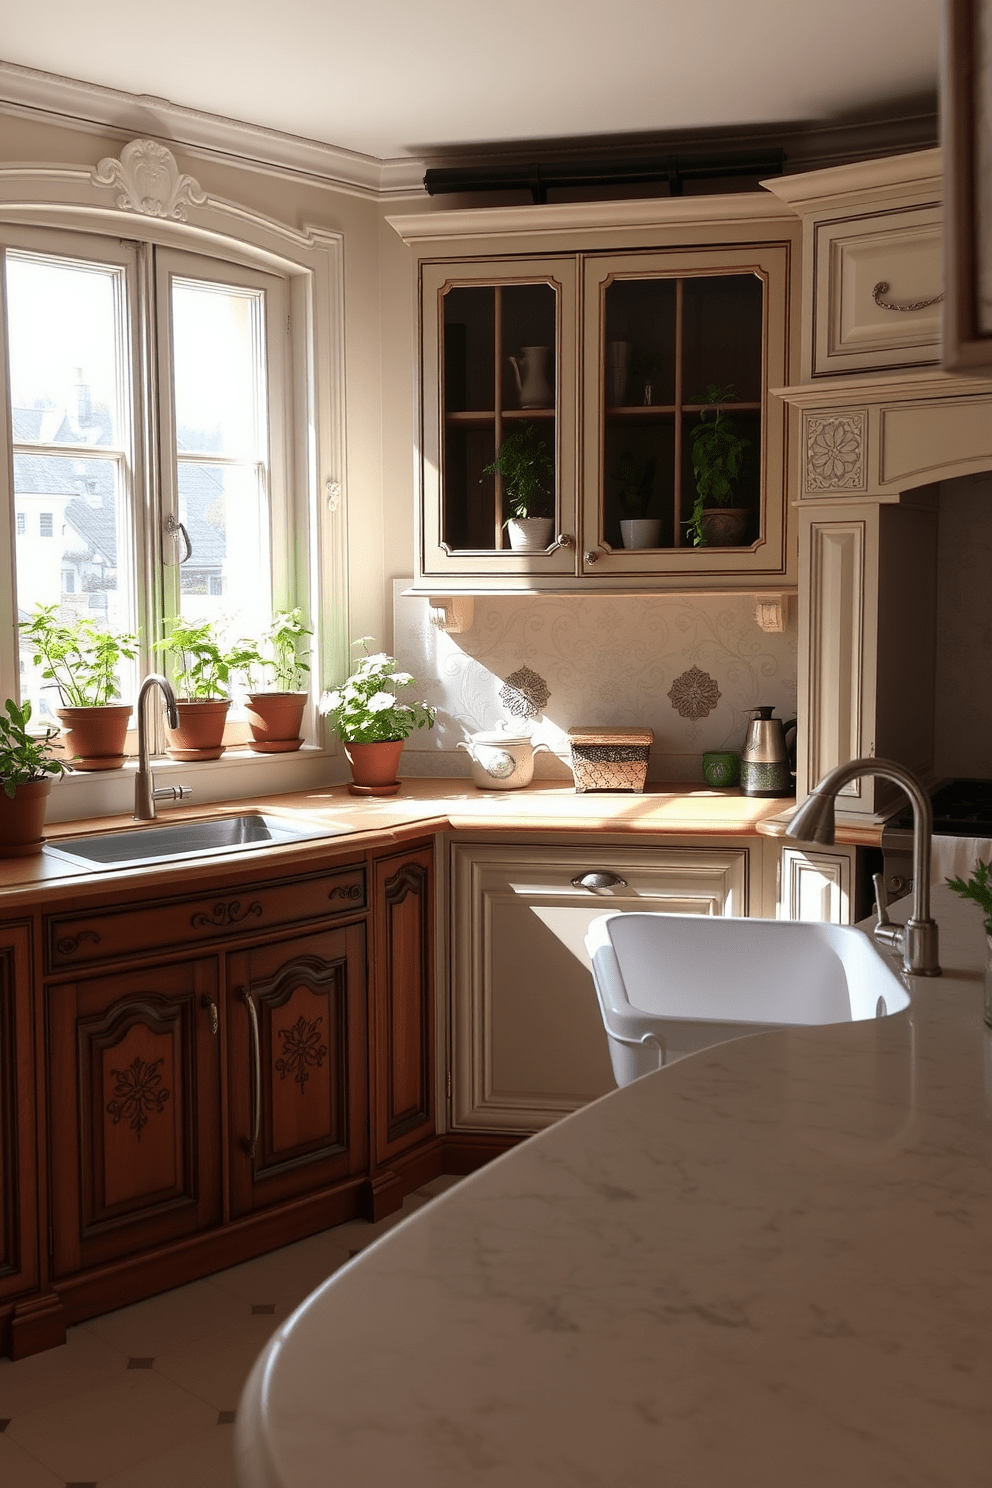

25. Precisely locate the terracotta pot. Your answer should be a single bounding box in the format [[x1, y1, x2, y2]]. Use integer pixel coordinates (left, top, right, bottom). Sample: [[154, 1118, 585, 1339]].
[[56, 704, 131, 772], [343, 739, 405, 796], [0, 778, 51, 857], [700, 507, 749, 547], [506, 517, 554, 552], [245, 692, 307, 754], [165, 699, 231, 761]]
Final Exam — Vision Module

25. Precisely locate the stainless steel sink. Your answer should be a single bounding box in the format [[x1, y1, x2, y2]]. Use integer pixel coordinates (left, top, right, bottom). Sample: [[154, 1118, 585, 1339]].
[[42, 813, 351, 872]]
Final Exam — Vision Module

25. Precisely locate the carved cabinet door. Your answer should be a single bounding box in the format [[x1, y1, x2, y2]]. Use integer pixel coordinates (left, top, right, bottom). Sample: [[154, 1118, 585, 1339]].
[[0, 925, 40, 1311], [227, 921, 368, 1219], [370, 846, 435, 1179], [47, 956, 222, 1279]]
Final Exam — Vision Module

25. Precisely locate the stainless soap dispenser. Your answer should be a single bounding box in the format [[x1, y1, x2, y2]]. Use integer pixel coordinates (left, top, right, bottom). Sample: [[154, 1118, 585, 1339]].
[[739, 707, 797, 799]]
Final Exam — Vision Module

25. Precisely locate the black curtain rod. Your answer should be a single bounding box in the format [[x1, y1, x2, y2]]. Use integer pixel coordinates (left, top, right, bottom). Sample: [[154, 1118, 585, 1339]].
[[424, 149, 786, 204]]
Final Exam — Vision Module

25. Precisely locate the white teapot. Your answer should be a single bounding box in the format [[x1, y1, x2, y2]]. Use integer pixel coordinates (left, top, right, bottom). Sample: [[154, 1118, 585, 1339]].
[[457, 728, 551, 790]]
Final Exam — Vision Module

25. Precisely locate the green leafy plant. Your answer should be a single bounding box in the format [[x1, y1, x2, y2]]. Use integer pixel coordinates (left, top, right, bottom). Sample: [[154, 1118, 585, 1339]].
[[614, 452, 657, 520], [685, 383, 752, 547], [0, 698, 67, 798], [243, 608, 313, 693], [946, 859, 992, 935], [155, 619, 259, 701], [482, 422, 554, 521], [318, 638, 435, 743], [21, 605, 140, 708]]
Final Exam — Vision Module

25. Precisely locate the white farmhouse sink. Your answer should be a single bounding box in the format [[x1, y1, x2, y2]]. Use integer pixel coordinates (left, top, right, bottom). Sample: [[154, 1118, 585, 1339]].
[[585, 912, 910, 1086]]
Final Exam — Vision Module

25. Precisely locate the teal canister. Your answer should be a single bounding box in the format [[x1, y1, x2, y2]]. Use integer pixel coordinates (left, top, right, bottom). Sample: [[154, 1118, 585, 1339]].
[[739, 707, 797, 799]]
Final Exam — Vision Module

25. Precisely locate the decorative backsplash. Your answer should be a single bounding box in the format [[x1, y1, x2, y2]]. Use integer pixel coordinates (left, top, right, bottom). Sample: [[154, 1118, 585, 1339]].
[[391, 582, 797, 782]]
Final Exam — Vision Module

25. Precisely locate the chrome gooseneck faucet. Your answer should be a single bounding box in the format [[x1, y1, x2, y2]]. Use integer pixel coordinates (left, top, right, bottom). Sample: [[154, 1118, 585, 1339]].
[[785, 756, 940, 977], [134, 674, 192, 821]]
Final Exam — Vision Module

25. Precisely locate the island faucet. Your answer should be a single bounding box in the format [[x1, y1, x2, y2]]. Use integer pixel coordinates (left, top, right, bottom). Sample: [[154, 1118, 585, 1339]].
[[134, 674, 192, 821], [784, 756, 940, 977]]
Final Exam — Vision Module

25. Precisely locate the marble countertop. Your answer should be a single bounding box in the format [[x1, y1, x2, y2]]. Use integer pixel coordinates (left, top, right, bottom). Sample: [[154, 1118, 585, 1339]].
[[235, 886, 992, 1487]]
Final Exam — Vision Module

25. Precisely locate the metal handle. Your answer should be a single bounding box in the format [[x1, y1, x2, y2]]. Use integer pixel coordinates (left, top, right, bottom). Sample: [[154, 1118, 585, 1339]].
[[872, 280, 944, 313], [584, 548, 601, 565], [548, 532, 575, 552], [240, 986, 261, 1159], [201, 995, 219, 1037], [165, 513, 193, 563], [571, 870, 628, 891], [871, 873, 904, 956]]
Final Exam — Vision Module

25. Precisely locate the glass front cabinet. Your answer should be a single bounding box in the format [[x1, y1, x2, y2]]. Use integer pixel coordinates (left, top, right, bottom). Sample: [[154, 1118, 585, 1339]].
[[406, 211, 798, 593]]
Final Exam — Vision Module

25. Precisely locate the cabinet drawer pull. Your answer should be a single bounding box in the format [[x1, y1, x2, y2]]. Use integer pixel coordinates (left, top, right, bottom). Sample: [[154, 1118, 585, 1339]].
[[201, 996, 219, 1036], [571, 871, 628, 891], [871, 280, 944, 314], [240, 987, 262, 1160]]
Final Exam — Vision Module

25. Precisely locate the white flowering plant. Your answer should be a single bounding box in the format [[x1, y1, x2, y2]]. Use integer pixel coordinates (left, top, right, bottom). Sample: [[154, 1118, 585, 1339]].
[[319, 639, 436, 743]]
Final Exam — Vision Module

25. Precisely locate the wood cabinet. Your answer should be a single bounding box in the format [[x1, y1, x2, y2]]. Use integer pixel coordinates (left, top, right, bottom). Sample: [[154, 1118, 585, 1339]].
[[392, 199, 799, 594], [448, 836, 752, 1134]]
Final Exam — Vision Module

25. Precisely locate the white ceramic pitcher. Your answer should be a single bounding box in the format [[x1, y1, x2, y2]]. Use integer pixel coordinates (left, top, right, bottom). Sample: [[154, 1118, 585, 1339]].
[[457, 729, 551, 790], [508, 346, 553, 409]]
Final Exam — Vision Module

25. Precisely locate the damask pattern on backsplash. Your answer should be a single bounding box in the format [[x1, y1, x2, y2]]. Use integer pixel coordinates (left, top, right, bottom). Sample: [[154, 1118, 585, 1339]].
[[392, 581, 797, 782], [500, 666, 551, 719], [667, 666, 721, 721]]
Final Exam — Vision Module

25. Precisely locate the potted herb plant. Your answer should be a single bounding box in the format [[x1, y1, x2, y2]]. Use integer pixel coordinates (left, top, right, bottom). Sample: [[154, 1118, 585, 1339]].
[[155, 619, 257, 761], [946, 858, 992, 1027], [685, 384, 752, 548], [21, 605, 139, 771], [482, 422, 555, 552], [613, 452, 659, 549], [242, 608, 313, 752], [319, 638, 435, 795], [0, 698, 67, 855]]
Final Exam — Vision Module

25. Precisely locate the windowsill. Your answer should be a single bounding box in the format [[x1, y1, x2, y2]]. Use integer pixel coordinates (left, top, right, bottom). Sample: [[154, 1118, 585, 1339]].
[[44, 742, 343, 825]]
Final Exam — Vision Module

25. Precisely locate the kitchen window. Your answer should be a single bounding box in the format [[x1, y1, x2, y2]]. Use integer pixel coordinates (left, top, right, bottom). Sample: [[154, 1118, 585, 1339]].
[[2, 227, 293, 725]]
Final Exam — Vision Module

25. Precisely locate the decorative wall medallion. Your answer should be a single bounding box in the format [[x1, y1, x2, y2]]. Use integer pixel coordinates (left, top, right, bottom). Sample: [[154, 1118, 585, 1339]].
[[500, 666, 550, 719], [106, 1055, 170, 1139], [805, 412, 867, 492], [92, 139, 206, 221], [275, 1015, 328, 1092], [191, 900, 263, 929], [667, 666, 721, 721]]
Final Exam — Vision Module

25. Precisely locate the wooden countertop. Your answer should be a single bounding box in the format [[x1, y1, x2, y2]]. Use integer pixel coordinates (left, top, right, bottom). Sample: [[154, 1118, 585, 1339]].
[[0, 780, 803, 908]]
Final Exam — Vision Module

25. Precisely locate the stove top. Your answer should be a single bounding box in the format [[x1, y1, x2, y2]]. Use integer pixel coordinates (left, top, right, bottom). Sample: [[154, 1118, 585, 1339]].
[[889, 777, 992, 836]]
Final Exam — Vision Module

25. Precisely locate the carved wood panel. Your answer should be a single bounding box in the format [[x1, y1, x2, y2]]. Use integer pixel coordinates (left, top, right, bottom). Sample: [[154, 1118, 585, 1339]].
[[47, 957, 221, 1278], [371, 848, 435, 1168], [0, 927, 39, 1303], [227, 921, 367, 1219]]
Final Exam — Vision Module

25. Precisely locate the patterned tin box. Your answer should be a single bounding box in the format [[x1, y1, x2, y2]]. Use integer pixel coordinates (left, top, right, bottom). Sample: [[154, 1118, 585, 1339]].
[[567, 726, 654, 793]]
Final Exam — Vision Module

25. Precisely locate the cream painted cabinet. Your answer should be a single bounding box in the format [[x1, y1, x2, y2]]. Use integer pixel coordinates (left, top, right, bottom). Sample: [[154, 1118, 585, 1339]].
[[447, 836, 753, 1134], [392, 198, 800, 595], [777, 844, 856, 924]]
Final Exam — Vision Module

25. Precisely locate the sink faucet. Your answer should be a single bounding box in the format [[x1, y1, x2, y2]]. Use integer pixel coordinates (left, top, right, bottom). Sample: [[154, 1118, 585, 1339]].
[[784, 756, 940, 977], [134, 674, 192, 821]]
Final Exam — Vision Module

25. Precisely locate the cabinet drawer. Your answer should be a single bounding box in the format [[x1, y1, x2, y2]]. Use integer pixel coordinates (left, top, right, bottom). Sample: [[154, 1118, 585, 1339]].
[[813, 203, 942, 376], [45, 863, 367, 973]]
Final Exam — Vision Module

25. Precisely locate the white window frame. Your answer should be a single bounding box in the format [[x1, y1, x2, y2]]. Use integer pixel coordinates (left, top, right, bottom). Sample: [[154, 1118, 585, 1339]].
[[0, 141, 348, 822]]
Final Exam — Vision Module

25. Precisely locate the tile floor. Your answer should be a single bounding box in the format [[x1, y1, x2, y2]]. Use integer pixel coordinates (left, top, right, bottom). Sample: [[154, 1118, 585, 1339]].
[[0, 1175, 463, 1487]]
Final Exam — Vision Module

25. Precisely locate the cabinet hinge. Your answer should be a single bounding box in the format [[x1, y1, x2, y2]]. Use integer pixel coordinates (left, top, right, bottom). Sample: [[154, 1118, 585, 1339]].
[[446, 1069, 452, 1100]]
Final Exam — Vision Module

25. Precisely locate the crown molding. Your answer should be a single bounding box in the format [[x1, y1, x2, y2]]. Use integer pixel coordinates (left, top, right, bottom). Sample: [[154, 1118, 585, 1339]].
[[761, 147, 942, 213], [0, 57, 428, 201]]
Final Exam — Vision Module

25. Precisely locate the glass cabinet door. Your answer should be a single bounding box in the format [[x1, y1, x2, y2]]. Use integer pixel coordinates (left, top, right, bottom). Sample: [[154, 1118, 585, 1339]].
[[582, 244, 791, 581], [420, 258, 577, 579]]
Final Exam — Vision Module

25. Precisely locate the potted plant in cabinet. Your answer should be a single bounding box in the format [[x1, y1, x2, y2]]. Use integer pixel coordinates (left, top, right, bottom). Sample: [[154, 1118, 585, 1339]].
[[685, 384, 752, 548], [154, 619, 257, 761], [483, 422, 555, 552], [21, 605, 140, 770], [614, 452, 659, 549], [0, 698, 67, 855], [319, 638, 435, 795], [242, 608, 313, 753]]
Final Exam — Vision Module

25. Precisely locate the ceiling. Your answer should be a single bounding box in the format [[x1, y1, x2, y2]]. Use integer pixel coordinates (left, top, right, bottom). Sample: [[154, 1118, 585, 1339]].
[[2, 0, 942, 162]]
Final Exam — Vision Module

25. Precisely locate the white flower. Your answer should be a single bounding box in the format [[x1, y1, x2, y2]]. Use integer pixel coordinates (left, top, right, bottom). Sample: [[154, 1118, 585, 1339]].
[[391, 671, 413, 685], [367, 691, 397, 713], [318, 689, 342, 714]]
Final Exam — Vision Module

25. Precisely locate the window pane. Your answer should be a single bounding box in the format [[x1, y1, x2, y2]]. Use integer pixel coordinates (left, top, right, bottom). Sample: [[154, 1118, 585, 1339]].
[[6, 252, 124, 449], [13, 453, 131, 720], [177, 461, 270, 637], [171, 278, 265, 459]]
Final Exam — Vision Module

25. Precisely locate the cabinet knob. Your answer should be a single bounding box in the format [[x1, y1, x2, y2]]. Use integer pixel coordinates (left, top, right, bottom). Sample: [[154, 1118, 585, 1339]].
[[584, 548, 602, 565], [549, 532, 574, 551], [571, 871, 628, 891]]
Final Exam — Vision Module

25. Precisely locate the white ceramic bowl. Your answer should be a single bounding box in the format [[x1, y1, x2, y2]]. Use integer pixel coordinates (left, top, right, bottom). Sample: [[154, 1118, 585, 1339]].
[[457, 730, 550, 790]]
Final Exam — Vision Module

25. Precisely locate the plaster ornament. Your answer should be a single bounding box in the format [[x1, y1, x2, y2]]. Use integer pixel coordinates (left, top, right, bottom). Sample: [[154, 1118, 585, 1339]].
[[92, 139, 206, 222], [667, 666, 721, 721], [805, 412, 867, 492]]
